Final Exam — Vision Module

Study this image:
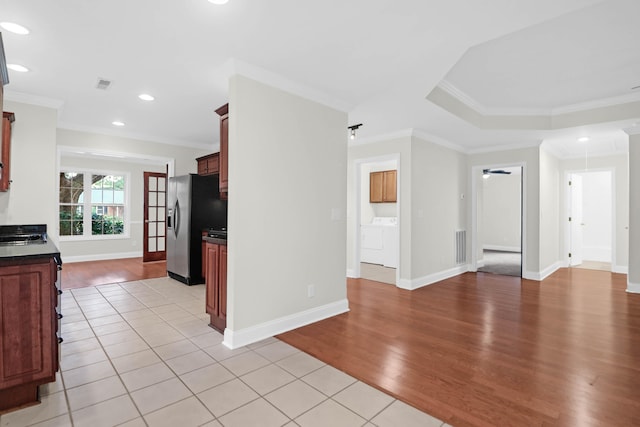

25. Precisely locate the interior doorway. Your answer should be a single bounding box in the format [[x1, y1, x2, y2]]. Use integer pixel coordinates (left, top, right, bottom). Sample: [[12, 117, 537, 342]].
[[476, 166, 523, 277], [567, 170, 613, 271], [355, 156, 399, 286]]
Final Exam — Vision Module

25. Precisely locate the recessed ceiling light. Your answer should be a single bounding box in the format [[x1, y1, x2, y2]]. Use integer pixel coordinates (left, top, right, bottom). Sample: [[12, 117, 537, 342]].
[[577, 137, 589, 142], [112, 121, 125, 127], [0, 22, 30, 35], [138, 94, 155, 101], [7, 64, 29, 73], [208, 0, 229, 4]]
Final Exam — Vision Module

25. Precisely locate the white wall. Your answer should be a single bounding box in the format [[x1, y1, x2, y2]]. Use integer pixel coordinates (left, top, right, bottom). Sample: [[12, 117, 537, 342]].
[[0, 101, 58, 243], [225, 75, 348, 347], [482, 173, 521, 251], [410, 136, 467, 282], [58, 156, 165, 261], [560, 154, 628, 272], [539, 148, 561, 273], [57, 128, 211, 177]]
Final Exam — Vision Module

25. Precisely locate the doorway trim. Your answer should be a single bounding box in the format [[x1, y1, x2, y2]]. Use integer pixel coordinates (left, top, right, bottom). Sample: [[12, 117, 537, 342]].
[[470, 162, 527, 276], [351, 153, 401, 286], [563, 168, 617, 271]]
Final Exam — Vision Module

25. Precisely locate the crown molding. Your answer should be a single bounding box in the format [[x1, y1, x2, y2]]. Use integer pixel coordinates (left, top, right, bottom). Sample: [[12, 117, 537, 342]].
[[411, 129, 466, 153], [623, 125, 640, 136], [4, 90, 65, 110], [57, 121, 215, 151], [349, 128, 466, 153], [438, 79, 640, 117], [223, 58, 354, 113], [466, 139, 542, 155]]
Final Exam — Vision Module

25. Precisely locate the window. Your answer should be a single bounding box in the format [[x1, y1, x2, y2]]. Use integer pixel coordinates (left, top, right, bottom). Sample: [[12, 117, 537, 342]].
[[59, 171, 128, 238]]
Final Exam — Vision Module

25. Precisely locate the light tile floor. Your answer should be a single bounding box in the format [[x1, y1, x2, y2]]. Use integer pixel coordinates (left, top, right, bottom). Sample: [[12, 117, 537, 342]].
[[0, 277, 450, 427]]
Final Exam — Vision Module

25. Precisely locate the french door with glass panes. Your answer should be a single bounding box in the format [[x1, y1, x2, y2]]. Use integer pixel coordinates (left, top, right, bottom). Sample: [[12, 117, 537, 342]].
[[143, 172, 167, 262]]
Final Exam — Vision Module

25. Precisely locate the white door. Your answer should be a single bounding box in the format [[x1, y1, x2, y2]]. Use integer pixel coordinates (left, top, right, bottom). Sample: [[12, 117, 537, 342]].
[[569, 174, 583, 266]]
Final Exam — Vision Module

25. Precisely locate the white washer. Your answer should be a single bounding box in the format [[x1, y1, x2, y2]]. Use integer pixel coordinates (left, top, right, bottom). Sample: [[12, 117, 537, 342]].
[[360, 217, 397, 268]]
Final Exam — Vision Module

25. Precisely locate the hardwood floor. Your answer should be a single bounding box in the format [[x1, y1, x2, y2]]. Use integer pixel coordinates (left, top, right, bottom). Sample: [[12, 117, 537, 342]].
[[278, 269, 640, 427], [61, 258, 167, 289]]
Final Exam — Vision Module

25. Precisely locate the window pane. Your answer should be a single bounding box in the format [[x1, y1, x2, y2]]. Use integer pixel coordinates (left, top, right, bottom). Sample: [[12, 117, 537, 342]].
[[149, 207, 157, 221], [157, 237, 165, 251], [149, 192, 157, 206], [148, 238, 157, 252], [114, 190, 124, 204], [158, 177, 165, 192], [92, 189, 103, 203], [158, 207, 165, 221], [103, 191, 114, 204], [158, 193, 165, 207], [59, 188, 73, 203], [92, 175, 106, 189], [157, 221, 165, 236], [113, 176, 124, 190], [148, 177, 157, 191], [148, 222, 157, 237]]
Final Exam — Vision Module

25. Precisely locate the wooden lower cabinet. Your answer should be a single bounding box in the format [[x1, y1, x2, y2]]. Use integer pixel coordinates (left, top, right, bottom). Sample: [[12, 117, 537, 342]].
[[0, 257, 59, 413], [205, 242, 227, 332]]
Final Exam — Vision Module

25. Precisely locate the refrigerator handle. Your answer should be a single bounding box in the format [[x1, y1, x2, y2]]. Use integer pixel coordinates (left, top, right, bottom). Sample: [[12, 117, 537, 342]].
[[173, 200, 180, 237]]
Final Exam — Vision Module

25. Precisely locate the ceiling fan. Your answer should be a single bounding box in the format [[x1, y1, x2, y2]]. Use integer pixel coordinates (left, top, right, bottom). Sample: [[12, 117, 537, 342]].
[[483, 169, 512, 175], [482, 168, 512, 179]]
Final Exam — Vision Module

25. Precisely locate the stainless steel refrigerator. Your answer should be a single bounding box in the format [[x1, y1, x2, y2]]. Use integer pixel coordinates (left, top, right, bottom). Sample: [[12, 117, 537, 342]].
[[166, 174, 227, 285]]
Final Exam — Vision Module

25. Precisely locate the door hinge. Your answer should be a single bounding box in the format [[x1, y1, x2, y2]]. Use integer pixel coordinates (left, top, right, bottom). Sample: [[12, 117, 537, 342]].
[[569, 252, 572, 258]]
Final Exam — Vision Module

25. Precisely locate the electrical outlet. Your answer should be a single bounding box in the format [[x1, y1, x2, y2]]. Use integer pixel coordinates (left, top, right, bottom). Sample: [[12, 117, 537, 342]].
[[307, 284, 315, 298]]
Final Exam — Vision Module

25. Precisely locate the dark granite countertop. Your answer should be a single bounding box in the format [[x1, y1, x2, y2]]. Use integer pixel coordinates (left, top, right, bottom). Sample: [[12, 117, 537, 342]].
[[202, 236, 227, 245], [0, 240, 61, 264]]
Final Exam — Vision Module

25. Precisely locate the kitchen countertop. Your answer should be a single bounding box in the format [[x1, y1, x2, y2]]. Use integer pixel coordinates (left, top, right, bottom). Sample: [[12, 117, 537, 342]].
[[202, 236, 227, 245], [0, 240, 61, 264]]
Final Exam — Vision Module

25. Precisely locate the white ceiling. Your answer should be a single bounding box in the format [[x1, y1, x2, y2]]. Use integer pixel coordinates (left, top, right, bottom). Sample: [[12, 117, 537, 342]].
[[1, 0, 638, 158]]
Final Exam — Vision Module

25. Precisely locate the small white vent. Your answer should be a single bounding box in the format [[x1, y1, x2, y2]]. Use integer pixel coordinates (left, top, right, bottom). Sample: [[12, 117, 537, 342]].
[[455, 230, 466, 265], [96, 78, 112, 90]]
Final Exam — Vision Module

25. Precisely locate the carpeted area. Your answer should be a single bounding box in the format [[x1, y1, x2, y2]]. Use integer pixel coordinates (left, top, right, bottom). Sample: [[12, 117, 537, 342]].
[[478, 250, 521, 277]]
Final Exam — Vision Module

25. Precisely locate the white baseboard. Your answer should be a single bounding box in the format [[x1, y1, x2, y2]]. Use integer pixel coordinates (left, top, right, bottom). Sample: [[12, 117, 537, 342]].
[[397, 265, 469, 291], [346, 268, 356, 278], [222, 299, 350, 349], [522, 261, 562, 281], [63, 251, 142, 263], [612, 265, 628, 274], [627, 280, 640, 294], [483, 245, 521, 253], [476, 260, 485, 268]]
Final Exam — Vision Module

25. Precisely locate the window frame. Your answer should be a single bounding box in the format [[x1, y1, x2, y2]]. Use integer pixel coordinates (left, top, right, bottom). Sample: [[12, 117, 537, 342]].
[[58, 168, 131, 241]]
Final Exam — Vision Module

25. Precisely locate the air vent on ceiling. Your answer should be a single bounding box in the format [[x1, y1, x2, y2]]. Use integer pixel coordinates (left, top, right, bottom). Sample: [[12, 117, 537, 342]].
[[96, 78, 113, 90]]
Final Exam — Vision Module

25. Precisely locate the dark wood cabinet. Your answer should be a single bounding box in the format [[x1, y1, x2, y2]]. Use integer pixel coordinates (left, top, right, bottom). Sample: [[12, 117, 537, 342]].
[[0, 257, 59, 413], [196, 153, 220, 176], [215, 104, 228, 195], [370, 170, 397, 203], [205, 241, 227, 332], [0, 112, 14, 192]]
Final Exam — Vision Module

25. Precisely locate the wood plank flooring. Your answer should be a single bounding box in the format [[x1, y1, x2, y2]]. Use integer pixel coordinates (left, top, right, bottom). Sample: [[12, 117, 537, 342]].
[[278, 269, 640, 427], [61, 258, 167, 289]]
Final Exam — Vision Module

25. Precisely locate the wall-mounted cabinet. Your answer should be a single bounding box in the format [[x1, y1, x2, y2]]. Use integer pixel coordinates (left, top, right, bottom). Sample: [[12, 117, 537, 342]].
[[215, 104, 228, 195], [196, 153, 220, 176], [370, 170, 397, 203], [0, 112, 14, 192]]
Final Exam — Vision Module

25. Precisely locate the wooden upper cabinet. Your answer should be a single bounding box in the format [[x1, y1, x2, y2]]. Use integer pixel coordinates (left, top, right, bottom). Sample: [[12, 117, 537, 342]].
[[0, 112, 14, 192], [215, 103, 228, 194], [196, 153, 219, 176], [370, 170, 397, 203]]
